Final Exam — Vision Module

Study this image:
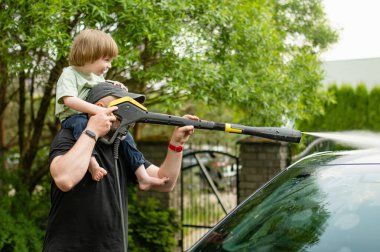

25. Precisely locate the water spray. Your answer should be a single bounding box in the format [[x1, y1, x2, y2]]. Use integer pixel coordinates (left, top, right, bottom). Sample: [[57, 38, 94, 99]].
[[304, 131, 380, 149]]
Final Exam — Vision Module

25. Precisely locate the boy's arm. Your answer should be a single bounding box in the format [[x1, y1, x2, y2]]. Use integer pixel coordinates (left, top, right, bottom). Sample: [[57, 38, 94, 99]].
[[63, 96, 105, 115]]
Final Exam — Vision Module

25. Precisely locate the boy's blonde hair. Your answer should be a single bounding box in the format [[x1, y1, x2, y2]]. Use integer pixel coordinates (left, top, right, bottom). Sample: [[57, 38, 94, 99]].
[[69, 29, 119, 66]]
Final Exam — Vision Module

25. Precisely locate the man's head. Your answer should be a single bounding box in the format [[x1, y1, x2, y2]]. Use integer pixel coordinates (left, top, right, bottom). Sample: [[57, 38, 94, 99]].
[[86, 82, 145, 106], [69, 29, 118, 66], [87, 82, 145, 138]]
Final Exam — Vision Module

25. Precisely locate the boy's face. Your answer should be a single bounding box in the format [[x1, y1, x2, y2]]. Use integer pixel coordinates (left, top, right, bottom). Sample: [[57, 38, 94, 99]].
[[87, 57, 113, 76]]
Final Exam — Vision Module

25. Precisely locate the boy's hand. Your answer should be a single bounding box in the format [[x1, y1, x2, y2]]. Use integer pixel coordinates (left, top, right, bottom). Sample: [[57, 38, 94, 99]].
[[106, 80, 128, 92]]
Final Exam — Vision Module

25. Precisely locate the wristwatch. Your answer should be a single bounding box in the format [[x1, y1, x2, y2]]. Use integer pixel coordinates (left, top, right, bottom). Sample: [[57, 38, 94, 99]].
[[83, 129, 98, 141], [168, 143, 183, 152]]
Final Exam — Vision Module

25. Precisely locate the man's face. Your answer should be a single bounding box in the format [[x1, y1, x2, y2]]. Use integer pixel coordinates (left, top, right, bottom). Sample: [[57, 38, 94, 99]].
[[106, 117, 121, 138]]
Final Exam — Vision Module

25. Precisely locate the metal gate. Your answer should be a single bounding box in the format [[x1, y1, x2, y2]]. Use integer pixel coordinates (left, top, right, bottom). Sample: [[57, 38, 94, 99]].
[[180, 150, 239, 251]]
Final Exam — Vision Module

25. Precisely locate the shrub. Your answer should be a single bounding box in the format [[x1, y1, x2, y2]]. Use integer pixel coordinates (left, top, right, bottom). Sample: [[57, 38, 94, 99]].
[[128, 186, 180, 252]]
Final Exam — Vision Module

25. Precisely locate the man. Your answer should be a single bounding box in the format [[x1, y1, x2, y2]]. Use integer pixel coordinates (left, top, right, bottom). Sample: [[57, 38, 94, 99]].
[[43, 83, 197, 251]]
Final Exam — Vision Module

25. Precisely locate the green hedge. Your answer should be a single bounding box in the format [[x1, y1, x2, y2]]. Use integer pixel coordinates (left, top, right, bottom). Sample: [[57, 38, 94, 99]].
[[369, 86, 380, 130], [297, 83, 380, 132]]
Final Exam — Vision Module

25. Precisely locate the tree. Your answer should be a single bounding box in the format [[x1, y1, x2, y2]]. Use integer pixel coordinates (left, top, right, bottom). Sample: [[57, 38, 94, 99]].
[[1, 0, 337, 184], [0, 0, 337, 250]]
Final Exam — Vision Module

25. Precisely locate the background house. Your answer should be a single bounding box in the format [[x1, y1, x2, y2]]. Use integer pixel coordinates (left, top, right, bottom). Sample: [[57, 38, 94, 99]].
[[322, 57, 380, 88]]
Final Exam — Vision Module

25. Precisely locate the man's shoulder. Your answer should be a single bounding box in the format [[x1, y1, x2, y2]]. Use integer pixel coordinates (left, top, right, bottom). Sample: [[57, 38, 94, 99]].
[[54, 128, 75, 139], [51, 129, 76, 149], [49, 129, 75, 164]]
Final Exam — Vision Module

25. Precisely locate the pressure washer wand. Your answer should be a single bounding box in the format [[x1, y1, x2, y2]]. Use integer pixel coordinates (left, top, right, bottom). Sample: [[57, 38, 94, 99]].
[[101, 97, 302, 145], [140, 112, 301, 143]]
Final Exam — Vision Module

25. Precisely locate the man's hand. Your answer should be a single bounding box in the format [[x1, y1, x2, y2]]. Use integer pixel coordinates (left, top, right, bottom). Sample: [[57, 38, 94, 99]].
[[147, 114, 199, 192], [170, 114, 199, 146], [87, 106, 118, 138]]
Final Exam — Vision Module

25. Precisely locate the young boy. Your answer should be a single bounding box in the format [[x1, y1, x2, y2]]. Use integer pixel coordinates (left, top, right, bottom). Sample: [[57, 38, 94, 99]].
[[55, 29, 168, 189]]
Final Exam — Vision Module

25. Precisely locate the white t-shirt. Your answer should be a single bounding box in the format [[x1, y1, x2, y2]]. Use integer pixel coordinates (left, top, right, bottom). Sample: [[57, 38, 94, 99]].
[[55, 66, 105, 121]]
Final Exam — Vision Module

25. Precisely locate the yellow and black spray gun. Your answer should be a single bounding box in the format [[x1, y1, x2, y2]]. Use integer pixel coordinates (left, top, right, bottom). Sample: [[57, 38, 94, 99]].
[[101, 96, 302, 145]]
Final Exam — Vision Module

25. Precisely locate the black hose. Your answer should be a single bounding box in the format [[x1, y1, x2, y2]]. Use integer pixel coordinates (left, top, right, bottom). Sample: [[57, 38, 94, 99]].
[[113, 137, 128, 252]]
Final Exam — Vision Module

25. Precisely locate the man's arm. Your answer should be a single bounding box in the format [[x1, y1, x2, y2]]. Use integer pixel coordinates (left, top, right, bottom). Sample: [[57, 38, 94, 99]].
[[50, 107, 117, 192], [146, 115, 198, 192]]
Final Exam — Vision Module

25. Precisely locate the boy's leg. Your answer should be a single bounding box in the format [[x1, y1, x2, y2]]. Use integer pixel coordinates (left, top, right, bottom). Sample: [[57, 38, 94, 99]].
[[134, 165, 169, 191], [61, 114, 88, 139], [121, 133, 169, 190], [88, 157, 108, 181]]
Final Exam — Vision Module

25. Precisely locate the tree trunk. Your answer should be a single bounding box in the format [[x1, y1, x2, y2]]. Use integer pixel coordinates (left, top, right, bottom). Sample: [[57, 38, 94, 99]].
[[21, 58, 67, 187], [0, 59, 8, 160], [20, 13, 80, 192], [18, 71, 26, 157]]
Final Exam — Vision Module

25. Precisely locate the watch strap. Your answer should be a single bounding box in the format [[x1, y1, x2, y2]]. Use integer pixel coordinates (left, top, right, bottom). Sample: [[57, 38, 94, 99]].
[[83, 129, 98, 141]]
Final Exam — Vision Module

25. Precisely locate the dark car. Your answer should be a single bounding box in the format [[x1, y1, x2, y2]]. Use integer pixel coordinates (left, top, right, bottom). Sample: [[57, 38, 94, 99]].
[[189, 149, 380, 251]]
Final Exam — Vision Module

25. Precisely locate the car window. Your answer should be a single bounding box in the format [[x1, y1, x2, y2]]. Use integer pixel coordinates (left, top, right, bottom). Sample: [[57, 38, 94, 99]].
[[190, 156, 380, 251]]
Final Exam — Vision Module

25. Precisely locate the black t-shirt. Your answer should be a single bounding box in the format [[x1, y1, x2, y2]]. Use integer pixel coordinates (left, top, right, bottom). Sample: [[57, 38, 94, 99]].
[[43, 129, 151, 252]]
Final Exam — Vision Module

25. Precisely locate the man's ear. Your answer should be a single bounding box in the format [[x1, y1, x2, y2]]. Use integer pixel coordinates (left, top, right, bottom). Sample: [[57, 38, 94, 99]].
[[95, 102, 106, 108]]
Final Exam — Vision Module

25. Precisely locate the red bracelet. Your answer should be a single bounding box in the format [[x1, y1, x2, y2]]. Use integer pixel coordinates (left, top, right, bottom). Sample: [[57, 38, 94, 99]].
[[168, 143, 183, 152]]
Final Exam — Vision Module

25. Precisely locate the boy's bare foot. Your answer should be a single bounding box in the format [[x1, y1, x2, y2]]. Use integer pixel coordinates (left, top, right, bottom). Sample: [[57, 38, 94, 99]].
[[138, 176, 170, 191], [89, 157, 107, 182], [89, 166, 108, 181]]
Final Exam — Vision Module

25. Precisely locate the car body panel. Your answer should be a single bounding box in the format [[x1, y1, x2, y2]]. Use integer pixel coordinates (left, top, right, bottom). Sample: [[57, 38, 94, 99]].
[[189, 149, 380, 251]]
